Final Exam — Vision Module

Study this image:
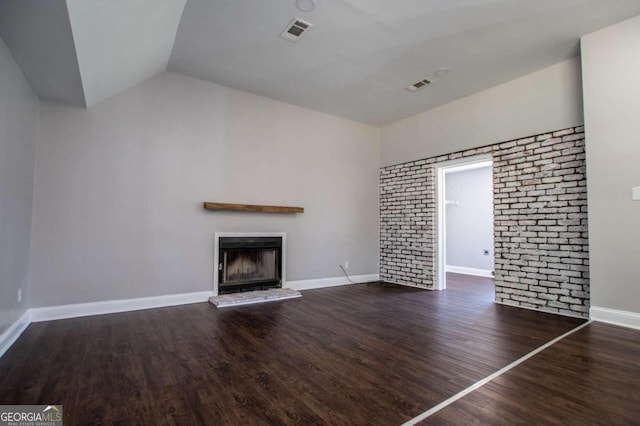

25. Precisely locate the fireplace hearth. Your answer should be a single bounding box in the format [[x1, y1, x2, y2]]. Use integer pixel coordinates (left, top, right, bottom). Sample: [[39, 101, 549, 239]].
[[216, 235, 283, 295]]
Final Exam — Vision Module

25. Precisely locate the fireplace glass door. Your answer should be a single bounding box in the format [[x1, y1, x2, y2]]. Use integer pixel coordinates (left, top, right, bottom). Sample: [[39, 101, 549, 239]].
[[218, 236, 282, 294]]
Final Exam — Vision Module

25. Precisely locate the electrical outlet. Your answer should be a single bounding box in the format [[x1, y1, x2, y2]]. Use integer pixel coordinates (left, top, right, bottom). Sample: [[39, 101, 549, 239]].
[[483, 250, 490, 256], [344, 261, 349, 269], [17, 288, 22, 303]]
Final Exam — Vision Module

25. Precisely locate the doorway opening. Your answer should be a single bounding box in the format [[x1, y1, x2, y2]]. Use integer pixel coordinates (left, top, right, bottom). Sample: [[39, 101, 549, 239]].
[[436, 156, 494, 294]]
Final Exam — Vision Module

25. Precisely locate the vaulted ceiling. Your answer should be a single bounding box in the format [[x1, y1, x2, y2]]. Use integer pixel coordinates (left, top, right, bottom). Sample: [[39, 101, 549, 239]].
[[2, 0, 640, 125]]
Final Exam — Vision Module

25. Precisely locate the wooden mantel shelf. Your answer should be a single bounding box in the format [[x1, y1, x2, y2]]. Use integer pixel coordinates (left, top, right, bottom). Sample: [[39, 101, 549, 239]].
[[203, 202, 304, 214]]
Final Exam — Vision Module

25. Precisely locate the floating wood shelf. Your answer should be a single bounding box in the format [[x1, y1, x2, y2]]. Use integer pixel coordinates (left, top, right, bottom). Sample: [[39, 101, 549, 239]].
[[203, 202, 304, 214]]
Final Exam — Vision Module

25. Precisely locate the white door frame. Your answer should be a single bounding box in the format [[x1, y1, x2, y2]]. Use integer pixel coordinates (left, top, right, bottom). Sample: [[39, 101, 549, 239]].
[[435, 155, 493, 290]]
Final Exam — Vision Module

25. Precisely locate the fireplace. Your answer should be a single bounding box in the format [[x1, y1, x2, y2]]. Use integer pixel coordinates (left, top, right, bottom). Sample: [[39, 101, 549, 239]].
[[215, 234, 284, 295]]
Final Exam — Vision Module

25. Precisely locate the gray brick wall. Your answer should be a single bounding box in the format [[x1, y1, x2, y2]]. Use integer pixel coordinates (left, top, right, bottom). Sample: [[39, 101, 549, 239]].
[[380, 125, 589, 318], [380, 159, 435, 289]]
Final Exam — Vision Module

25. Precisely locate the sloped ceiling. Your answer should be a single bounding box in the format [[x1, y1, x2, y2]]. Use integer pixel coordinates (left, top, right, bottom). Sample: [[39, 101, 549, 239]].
[[0, 0, 186, 108], [0, 0, 86, 107], [66, 0, 187, 106], [1, 0, 640, 125], [169, 0, 640, 125]]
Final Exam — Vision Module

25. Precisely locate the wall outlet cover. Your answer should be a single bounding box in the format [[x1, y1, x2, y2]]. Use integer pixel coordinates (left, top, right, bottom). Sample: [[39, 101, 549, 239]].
[[632, 186, 640, 201]]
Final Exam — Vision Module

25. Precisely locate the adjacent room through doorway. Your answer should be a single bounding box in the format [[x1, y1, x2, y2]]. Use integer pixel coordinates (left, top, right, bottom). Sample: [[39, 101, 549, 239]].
[[437, 158, 494, 297]]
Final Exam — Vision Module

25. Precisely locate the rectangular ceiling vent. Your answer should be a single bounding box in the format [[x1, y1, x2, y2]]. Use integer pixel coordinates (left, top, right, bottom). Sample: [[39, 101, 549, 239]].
[[405, 78, 433, 92], [280, 18, 313, 42]]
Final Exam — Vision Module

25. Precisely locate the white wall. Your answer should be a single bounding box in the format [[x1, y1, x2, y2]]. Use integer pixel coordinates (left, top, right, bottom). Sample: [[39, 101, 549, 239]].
[[30, 72, 380, 307], [381, 58, 584, 166], [0, 37, 38, 333], [445, 166, 494, 272], [581, 15, 640, 315]]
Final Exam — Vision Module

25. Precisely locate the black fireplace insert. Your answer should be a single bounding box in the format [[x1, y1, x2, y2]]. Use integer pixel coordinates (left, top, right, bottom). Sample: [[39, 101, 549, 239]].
[[218, 236, 282, 294]]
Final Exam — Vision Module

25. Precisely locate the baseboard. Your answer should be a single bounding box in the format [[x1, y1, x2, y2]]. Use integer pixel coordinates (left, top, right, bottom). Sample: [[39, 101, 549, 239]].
[[590, 306, 640, 330], [446, 265, 494, 278], [30, 291, 214, 322], [0, 310, 31, 359], [285, 274, 379, 291], [28, 273, 381, 323]]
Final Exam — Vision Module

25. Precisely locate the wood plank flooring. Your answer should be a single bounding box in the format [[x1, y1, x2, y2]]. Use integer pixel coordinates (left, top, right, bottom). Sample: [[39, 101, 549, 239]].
[[0, 274, 585, 425], [421, 321, 640, 425]]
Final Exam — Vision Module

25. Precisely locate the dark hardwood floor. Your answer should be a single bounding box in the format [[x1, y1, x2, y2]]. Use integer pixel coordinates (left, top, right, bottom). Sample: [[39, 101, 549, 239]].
[[421, 321, 640, 425], [0, 274, 585, 425]]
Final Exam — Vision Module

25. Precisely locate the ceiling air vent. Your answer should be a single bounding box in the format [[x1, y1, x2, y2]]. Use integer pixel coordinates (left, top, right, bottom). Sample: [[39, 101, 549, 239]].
[[405, 78, 433, 92], [280, 18, 313, 42]]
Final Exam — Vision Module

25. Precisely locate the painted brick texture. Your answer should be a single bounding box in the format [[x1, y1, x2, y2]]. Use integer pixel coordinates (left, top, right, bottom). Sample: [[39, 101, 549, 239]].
[[380, 126, 589, 318], [380, 160, 436, 289]]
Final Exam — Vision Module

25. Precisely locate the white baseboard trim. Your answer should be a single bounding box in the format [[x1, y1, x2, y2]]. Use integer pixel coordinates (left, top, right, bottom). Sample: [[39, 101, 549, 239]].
[[590, 306, 640, 330], [285, 274, 379, 291], [446, 265, 494, 278], [18, 273, 381, 324], [30, 291, 214, 323], [0, 310, 31, 359]]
